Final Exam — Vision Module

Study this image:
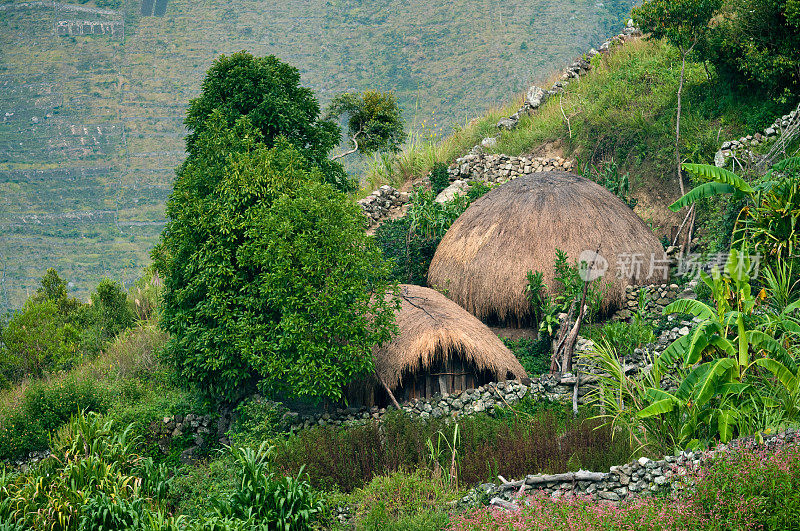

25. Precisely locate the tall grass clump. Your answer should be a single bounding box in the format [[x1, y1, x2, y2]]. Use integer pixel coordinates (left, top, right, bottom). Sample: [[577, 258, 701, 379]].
[[273, 401, 638, 492]]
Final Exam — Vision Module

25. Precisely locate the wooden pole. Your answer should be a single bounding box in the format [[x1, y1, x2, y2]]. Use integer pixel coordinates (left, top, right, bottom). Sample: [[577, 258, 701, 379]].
[[375, 370, 401, 409]]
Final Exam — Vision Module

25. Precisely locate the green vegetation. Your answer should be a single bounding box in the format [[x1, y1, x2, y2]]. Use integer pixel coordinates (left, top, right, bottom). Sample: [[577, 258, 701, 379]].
[[374, 182, 491, 286], [367, 37, 798, 236], [338, 470, 457, 530], [0, 412, 322, 530], [326, 90, 406, 161], [184, 51, 351, 192], [590, 180, 800, 451], [581, 320, 655, 358], [502, 337, 552, 375], [524, 249, 609, 340], [0, 269, 135, 386], [1, 3, 799, 530], [272, 401, 638, 493], [155, 121, 397, 402]]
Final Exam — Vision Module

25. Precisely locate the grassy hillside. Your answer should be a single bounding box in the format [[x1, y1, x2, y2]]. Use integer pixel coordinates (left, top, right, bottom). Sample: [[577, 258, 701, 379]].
[[0, 0, 635, 310], [367, 37, 799, 235]]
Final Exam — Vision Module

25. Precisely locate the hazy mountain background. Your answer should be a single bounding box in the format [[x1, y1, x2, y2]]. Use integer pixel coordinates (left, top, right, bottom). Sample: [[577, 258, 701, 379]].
[[0, 0, 635, 310]]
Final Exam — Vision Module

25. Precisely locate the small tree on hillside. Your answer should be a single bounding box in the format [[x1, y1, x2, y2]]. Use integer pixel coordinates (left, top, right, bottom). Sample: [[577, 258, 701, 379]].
[[326, 90, 406, 160], [634, 0, 721, 199], [1, 300, 79, 381], [154, 121, 397, 402], [33, 268, 82, 317]]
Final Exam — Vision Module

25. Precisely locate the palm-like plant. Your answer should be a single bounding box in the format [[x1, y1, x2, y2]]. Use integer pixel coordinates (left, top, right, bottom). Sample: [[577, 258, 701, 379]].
[[642, 250, 797, 444], [590, 250, 800, 452], [672, 158, 800, 266]]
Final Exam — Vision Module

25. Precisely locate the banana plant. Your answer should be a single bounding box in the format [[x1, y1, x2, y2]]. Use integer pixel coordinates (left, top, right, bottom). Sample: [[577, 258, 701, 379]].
[[637, 249, 799, 446], [669, 163, 755, 212], [673, 159, 800, 265]]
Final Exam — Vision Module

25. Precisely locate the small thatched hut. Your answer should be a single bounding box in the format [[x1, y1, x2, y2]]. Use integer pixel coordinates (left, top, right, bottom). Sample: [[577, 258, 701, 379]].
[[427, 171, 666, 326], [348, 284, 528, 407]]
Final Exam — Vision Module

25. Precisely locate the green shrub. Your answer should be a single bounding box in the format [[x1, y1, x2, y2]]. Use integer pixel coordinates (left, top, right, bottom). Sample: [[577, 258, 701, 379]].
[[501, 337, 551, 375], [581, 158, 637, 209], [106, 387, 197, 462], [227, 397, 291, 448], [168, 454, 240, 520], [213, 443, 324, 530], [0, 299, 81, 380], [375, 183, 491, 286], [0, 376, 111, 459], [374, 216, 438, 285], [1, 412, 178, 530], [581, 320, 655, 358], [429, 162, 451, 195], [346, 470, 455, 531], [79, 494, 152, 530]]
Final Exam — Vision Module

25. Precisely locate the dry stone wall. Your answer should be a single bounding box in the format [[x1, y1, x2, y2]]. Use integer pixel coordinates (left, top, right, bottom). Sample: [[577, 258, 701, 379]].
[[714, 103, 800, 168], [470, 428, 800, 509], [448, 152, 574, 184], [612, 281, 696, 321], [356, 185, 410, 227]]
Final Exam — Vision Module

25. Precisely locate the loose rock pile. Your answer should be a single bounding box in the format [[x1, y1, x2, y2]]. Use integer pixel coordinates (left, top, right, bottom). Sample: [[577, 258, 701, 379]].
[[356, 185, 410, 227], [714, 103, 800, 167]]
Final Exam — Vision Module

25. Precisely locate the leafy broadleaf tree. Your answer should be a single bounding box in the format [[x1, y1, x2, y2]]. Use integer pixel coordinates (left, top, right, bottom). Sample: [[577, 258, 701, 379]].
[[32, 268, 82, 317], [705, 0, 800, 94], [1, 299, 79, 381], [185, 51, 352, 192], [326, 90, 405, 160], [154, 121, 397, 402]]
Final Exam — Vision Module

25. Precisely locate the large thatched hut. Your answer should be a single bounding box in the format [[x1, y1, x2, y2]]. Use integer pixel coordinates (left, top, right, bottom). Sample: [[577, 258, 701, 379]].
[[427, 171, 666, 326], [348, 284, 527, 407]]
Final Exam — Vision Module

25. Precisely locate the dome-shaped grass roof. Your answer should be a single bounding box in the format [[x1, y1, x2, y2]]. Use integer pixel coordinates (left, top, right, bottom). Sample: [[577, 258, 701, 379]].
[[346, 284, 527, 407], [427, 171, 666, 326], [375, 284, 527, 390]]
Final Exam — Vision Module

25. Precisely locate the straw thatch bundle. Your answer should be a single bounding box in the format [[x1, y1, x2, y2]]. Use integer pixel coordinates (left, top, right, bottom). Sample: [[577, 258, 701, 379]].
[[427, 171, 665, 326], [366, 284, 527, 402]]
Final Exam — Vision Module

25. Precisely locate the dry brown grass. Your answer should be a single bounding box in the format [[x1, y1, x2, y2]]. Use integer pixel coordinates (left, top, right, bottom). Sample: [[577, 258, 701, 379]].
[[427, 171, 665, 326]]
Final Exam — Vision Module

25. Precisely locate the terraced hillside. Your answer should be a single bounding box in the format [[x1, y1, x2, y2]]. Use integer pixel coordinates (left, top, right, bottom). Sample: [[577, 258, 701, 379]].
[[0, 0, 635, 309]]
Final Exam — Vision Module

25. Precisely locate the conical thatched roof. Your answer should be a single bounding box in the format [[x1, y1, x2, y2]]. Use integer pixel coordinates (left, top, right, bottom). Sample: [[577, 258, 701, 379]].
[[375, 284, 527, 390], [427, 171, 666, 326]]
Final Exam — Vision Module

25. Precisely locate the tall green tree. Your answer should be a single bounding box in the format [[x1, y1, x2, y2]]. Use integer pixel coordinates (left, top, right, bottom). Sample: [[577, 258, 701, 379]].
[[32, 268, 81, 317], [185, 51, 352, 192], [1, 299, 79, 381], [154, 122, 397, 402], [705, 0, 800, 95]]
